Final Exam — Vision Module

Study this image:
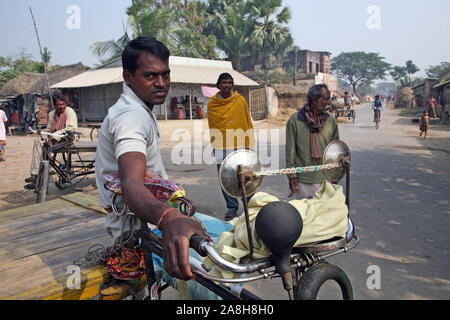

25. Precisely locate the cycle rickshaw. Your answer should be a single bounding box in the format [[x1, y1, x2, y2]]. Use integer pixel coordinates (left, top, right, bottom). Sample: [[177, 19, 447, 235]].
[[104, 140, 360, 300], [334, 109, 356, 123], [28, 128, 97, 203]]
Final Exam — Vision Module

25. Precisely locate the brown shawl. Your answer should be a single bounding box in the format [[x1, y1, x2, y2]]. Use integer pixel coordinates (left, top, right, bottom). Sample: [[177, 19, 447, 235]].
[[304, 104, 327, 164]]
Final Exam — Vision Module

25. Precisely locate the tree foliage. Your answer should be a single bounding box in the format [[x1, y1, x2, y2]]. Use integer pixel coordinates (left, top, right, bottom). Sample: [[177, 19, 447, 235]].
[[92, 0, 219, 63], [0, 50, 49, 90], [91, 0, 293, 71], [426, 62, 450, 80], [390, 60, 419, 81], [331, 51, 391, 97]]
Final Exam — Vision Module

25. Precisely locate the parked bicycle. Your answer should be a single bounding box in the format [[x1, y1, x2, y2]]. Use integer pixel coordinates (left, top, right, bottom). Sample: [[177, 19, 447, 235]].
[[28, 128, 96, 203]]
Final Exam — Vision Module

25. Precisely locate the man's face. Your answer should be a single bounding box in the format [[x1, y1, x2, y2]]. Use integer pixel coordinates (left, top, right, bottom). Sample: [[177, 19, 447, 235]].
[[55, 99, 67, 115], [218, 78, 233, 96], [123, 51, 170, 106], [312, 89, 331, 113]]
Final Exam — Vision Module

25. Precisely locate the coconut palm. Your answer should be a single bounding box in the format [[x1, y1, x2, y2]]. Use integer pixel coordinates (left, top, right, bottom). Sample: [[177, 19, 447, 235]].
[[90, 28, 132, 64], [127, 3, 182, 53]]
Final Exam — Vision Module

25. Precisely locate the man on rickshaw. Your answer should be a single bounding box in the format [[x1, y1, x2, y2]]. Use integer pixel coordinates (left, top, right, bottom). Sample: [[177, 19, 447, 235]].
[[94, 37, 208, 282], [24, 93, 78, 190]]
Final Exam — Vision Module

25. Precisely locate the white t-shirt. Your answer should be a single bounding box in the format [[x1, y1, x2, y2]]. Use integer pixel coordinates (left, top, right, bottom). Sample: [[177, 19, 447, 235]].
[[95, 83, 167, 241], [0, 110, 7, 141]]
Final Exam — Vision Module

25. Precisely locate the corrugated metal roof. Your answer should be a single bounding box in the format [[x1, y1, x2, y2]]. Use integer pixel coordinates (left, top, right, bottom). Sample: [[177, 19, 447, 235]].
[[52, 56, 258, 88]]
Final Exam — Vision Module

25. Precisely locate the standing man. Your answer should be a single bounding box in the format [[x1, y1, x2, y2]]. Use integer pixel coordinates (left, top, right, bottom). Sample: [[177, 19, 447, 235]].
[[207, 73, 255, 221], [0, 107, 7, 162], [344, 91, 352, 109], [286, 84, 339, 199], [24, 93, 78, 189], [95, 37, 206, 281], [428, 95, 437, 118]]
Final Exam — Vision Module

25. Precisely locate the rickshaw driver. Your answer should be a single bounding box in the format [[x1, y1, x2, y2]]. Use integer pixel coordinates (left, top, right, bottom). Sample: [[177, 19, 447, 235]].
[[95, 37, 207, 281], [24, 93, 78, 190]]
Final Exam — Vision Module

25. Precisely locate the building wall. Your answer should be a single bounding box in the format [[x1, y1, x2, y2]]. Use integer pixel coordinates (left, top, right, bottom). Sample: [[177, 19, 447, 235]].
[[80, 83, 122, 121], [79, 82, 214, 121], [298, 50, 330, 75]]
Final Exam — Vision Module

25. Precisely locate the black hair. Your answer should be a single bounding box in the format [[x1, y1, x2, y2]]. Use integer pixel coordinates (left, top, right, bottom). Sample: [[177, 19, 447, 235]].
[[122, 37, 170, 75], [344, 91, 348, 94], [216, 73, 234, 88], [307, 84, 329, 105], [375, 95, 380, 99], [52, 92, 66, 104]]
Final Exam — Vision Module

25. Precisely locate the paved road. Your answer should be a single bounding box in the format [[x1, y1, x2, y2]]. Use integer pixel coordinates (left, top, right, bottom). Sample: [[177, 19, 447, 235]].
[[160, 104, 450, 300]]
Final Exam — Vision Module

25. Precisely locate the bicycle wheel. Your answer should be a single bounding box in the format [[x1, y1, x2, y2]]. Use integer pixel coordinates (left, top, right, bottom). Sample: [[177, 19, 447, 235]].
[[34, 162, 47, 203], [294, 262, 353, 300]]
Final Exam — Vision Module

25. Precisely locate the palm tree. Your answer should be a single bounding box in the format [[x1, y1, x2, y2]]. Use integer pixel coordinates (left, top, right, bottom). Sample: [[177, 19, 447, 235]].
[[207, 0, 252, 69], [399, 75, 413, 88], [246, 0, 293, 68], [42, 47, 51, 66], [91, 1, 181, 63], [127, 3, 182, 53], [90, 28, 132, 64]]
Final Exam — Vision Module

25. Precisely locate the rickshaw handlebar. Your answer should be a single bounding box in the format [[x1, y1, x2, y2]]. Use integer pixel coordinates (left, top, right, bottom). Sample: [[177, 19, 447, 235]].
[[28, 127, 82, 139], [189, 235, 272, 274]]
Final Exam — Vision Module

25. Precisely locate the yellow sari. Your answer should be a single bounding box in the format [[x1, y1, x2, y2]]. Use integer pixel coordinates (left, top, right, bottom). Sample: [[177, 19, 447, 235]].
[[207, 91, 255, 150]]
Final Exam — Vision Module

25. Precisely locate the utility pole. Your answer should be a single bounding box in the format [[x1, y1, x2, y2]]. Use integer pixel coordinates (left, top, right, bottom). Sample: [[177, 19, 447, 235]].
[[29, 7, 54, 110]]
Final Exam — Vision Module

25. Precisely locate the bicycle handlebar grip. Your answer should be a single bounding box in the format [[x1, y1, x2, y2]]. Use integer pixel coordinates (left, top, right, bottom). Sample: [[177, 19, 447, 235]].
[[189, 235, 207, 257]]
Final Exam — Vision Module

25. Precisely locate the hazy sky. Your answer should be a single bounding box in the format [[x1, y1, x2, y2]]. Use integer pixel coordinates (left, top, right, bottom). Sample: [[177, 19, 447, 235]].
[[1, 0, 449, 78]]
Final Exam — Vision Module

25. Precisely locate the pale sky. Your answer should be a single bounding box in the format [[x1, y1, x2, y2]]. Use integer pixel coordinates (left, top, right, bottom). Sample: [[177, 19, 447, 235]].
[[1, 0, 449, 78]]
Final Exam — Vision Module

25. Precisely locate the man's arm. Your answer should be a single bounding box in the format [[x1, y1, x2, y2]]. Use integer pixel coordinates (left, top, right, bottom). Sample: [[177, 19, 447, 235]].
[[285, 116, 297, 173], [285, 117, 298, 195], [118, 152, 207, 280], [331, 117, 340, 141]]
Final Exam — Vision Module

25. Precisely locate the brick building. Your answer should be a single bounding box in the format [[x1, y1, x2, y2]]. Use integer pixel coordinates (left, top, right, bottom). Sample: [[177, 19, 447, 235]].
[[294, 50, 332, 75]]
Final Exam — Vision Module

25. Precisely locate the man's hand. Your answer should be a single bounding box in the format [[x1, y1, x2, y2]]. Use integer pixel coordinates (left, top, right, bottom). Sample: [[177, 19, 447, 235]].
[[119, 152, 208, 280], [159, 210, 208, 280], [288, 178, 298, 197]]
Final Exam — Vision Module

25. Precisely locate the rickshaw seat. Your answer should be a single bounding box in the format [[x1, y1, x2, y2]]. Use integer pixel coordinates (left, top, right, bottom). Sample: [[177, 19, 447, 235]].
[[292, 218, 354, 254]]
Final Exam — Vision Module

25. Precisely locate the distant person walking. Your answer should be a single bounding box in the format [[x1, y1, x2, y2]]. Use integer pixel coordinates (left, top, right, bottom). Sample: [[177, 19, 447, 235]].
[[0, 108, 7, 161], [344, 91, 352, 109], [428, 95, 437, 118], [419, 111, 430, 139]]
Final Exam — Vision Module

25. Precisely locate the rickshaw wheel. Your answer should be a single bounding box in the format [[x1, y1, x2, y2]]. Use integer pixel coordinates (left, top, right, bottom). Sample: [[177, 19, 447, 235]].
[[294, 262, 353, 300]]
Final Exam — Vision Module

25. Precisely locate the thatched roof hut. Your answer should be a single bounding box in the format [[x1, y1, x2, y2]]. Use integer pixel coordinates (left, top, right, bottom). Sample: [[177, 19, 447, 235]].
[[28, 63, 87, 94], [272, 83, 310, 96], [0, 63, 88, 98], [272, 83, 310, 110], [0, 72, 43, 97]]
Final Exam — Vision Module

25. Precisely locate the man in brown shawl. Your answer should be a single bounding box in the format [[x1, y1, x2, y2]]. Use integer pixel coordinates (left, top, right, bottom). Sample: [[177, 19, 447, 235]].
[[285, 84, 340, 199]]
